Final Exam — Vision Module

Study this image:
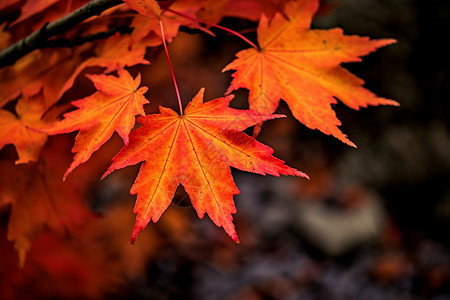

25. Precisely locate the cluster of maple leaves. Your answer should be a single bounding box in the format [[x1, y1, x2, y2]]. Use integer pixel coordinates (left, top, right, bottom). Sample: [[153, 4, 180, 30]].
[[0, 0, 398, 266]]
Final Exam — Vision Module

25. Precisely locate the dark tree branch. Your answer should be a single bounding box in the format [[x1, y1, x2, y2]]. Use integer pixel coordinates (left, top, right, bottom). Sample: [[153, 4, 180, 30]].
[[46, 26, 133, 48], [0, 0, 124, 68]]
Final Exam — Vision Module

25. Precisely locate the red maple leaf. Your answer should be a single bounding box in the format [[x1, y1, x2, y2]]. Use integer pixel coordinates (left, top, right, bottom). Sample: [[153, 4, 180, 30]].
[[103, 88, 308, 243]]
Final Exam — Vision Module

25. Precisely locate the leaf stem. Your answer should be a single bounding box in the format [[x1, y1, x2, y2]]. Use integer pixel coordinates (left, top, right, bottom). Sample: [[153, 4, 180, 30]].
[[166, 8, 259, 49], [159, 19, 184, 115]]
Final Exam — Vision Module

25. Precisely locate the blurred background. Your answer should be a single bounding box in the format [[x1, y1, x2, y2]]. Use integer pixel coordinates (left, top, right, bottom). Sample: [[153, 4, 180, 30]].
[[1, 0, 450, 299]]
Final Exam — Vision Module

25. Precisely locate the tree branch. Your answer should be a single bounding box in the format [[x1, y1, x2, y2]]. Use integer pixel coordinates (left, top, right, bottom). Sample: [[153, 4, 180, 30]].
[[0, 0, 124, 68], [46, 26, 133, 48]]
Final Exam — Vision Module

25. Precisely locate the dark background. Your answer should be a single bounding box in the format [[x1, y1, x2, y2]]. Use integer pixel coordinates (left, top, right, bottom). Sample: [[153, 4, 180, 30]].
[[145, 1, 450, 299], [1, 0, 450, 299], [118, 0, 450, 299]]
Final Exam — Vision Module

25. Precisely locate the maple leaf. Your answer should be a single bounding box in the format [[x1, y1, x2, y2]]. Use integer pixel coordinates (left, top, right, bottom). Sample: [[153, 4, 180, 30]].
[[0, 33, 148, 109], [0, 200, 160, 298], [102, 88, 307, 243], [223, 0, 399, 146], [0, 48, 75, 108], [46, 69, 149, 179], [79, 33, 150, 74], [127, 0, 212, 48], [57, 33, 150, 102], [0, 148, 93, 266], [0, 113, 46, 165], [130, 4, 208, 46], [124, 0, 162, 17], [0, 91, 63, 164]]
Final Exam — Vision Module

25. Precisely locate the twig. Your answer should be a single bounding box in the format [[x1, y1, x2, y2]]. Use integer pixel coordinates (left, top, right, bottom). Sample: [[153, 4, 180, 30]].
[[46, 26, 133, 48], [0, 0, 123, 68]]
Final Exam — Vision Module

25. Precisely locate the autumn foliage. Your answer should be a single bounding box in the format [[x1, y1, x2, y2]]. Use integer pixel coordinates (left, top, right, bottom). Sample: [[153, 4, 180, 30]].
[[0, 0, 397, 285]]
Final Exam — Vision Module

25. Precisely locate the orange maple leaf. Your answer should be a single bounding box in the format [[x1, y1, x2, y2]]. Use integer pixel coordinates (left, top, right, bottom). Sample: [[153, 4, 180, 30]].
[[59, 33, 150, 101], [0, 92, 62, 164], [0, 48, 75, 108], [223, 0, 399, 146], [124, 0, 161, 17], [102, 88, 308, 243], [0, 150, 92, 266], [130, 3, 208, 46], [126, 0, 213, 48], [46, 69, 149, 179]]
